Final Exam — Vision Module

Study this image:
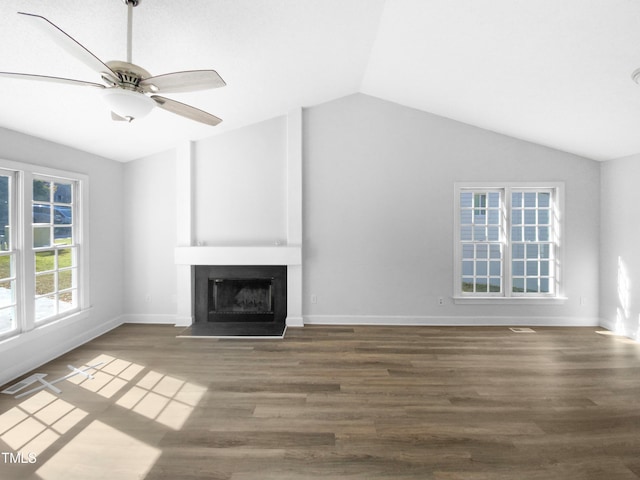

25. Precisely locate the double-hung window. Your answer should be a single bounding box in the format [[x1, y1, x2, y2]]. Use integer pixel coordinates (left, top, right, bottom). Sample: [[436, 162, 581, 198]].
[[0, 160, 87, 341], [454, 183, 563, 301]]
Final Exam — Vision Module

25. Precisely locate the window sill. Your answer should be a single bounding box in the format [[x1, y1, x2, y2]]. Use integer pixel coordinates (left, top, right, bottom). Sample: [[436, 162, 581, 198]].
[[453, 296, 568, 305]]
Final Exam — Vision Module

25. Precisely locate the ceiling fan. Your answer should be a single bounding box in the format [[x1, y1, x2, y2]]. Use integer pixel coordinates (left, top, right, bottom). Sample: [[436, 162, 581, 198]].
[[0, 0, 226, 125]]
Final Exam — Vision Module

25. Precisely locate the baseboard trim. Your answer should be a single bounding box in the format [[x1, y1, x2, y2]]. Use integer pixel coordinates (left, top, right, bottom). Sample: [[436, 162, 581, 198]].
[[286, 316, 304, 327], [598, 317, 616, 332], [303, 315, 602, 327], [122, 314, 177, 325]]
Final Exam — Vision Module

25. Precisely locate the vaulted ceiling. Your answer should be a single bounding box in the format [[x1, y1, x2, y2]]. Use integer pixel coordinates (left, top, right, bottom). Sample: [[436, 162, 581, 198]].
[[0, 0, 639, 162]]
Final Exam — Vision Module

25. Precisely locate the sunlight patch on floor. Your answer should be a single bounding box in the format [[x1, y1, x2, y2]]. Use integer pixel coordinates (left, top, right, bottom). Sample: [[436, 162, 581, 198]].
[[116, 370, 207, 430], [67, 353, 207, 430], [35, 420, 161, 480], [66, 354, 145, 399], [0, 390, 88, 455]]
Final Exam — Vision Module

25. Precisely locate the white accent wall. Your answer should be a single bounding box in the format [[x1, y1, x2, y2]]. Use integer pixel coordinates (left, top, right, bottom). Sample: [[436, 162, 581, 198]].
[[303, 94, 601, 325], [123, 115, 300, 326], [600, 155, 640, 338], [194, 116, 288, 245], [0, 127, 124, 387]]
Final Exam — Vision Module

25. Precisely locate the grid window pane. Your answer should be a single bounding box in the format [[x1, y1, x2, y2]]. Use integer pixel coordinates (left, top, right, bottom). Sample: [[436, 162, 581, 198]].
[[538, 193, 550, 207], [490, 261, 501, 276], [513, 261, 524, 276], [524, 210, 536, 224], [512, 192, 522, 207], [36, 273, 55, 296], [476, 261, 488, 276], [33, 176, 79, 323], [540, 261, 549, 276], [524, 192, 537, 207], [513, 278, 524, 292], [0, 306, 15, 334], [513, 244, 525, 259], [512, 227, 522, 241], [540, 278, 550, 293], [59, 290, 77, 313], [34, 226, 51, 248], [36, 250, 55, 273], [460, 192, 473, 208], [512, 209, 522, 225], [33, 180, 51, 202], [35, 295, 56, 321], [538, 209, 550, 224], [462, 261, 474, 275], [0, 280, 14, 308], [58, 269, 75, 290]]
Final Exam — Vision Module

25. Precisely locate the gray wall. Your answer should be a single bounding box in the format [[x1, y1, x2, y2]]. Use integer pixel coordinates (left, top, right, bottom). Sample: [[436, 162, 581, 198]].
[[119, 92, 603, 329], [600, 155, 640, 337], [303, 94, 600, 324], [123, 149, 177, 321], [0, 127, 124, 386]]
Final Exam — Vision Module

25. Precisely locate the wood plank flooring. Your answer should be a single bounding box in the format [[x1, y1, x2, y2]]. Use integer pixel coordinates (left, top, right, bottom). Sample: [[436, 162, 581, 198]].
[[1, 325, 640, 479]]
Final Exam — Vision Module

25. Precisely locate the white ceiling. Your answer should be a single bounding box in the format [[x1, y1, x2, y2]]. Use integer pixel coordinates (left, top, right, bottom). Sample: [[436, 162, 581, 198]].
[[1, 0, 640, 162]]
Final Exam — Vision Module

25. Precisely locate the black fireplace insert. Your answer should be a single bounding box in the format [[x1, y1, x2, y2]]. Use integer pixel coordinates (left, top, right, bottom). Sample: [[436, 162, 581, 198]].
[[194, 265, 286, 336]]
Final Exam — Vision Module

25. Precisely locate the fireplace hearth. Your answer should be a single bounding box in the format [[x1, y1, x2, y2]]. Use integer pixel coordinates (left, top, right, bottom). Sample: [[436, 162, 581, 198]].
[[191, 265, 287, 336]]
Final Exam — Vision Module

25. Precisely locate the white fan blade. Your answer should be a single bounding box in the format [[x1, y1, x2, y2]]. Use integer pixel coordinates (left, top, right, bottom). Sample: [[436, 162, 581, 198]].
[[140, 70, 226, 94], [151, 95, 222, 126], [18, 12, 116, 78], [0, 71, 105, 88]]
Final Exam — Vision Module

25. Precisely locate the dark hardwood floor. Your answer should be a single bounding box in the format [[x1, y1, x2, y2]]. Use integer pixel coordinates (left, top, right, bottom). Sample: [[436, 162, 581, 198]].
[[1, 324, 640, 479]]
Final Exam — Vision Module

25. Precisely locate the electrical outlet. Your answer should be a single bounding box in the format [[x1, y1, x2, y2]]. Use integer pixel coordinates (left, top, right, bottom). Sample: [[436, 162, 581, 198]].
[[311, 294, 317, 304], [438, 296, 444, 306], [145, 295, 152, 303]]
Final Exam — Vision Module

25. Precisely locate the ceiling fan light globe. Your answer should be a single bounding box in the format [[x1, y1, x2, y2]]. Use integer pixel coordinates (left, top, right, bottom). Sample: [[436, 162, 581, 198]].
[[101, 88, 155, 120]]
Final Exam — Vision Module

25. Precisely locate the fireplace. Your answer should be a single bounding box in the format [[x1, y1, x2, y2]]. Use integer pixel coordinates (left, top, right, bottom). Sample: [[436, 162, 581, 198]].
[[193, 265, 287, 336]]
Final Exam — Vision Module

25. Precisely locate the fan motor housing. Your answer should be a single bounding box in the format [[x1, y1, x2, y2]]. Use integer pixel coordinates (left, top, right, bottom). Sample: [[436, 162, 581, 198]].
[[105, 61, 151, 91]]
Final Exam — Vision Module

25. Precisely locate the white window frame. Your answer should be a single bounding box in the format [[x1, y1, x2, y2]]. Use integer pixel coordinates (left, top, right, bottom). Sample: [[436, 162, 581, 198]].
[[0, 158, 89, 341], [453, 182, 566, 305]]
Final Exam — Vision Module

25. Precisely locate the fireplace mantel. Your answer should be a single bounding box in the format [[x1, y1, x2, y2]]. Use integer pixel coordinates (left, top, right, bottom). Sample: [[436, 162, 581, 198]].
[[174, 245, 302, 266]]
